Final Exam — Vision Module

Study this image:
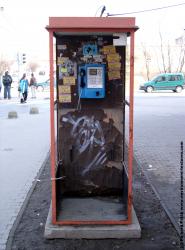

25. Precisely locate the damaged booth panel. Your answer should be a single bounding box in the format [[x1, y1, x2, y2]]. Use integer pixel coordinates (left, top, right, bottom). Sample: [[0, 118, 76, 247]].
[[56, 35, 126, 210]]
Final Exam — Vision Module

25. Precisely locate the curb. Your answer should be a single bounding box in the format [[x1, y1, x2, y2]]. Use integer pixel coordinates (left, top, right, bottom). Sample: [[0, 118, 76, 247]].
[[6, 151, 50, 250]]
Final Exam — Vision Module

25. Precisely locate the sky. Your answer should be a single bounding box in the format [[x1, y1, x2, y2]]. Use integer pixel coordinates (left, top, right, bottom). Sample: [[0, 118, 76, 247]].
[[0, 0, 185, 62]]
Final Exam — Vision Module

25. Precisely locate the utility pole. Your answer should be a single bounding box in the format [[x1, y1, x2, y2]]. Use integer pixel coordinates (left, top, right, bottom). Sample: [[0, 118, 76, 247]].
[[0, 2, 4, 81], [16, 52, 27, 82], [100, 6, 106, 17], [0, 0, 4, 12], [17, 52, 20, 83]]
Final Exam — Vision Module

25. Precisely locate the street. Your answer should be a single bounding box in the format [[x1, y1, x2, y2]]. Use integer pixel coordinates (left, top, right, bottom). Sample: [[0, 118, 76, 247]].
[[128, 90, 185, 233]]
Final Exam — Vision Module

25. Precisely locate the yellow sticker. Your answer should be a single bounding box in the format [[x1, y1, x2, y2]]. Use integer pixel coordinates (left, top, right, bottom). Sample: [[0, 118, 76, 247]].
[[59, 94, 71, 103], [103, 45, 116, 54], [57, 57, 69, 65], [63, 76, 76, 85], [58, 85, 71, 94], [61, 67, 67, 73], [108, 71, 121, 80], [107, 53, 120, 62], [108, 62, 121, 70]]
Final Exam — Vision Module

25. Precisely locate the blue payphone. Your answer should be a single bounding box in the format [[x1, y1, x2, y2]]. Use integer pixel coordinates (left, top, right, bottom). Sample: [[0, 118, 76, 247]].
[[78, 64, 105, 99]]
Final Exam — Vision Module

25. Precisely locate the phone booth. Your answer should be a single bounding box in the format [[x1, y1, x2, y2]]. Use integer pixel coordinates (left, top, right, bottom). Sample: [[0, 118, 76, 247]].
[[45, 17, 139, 238]]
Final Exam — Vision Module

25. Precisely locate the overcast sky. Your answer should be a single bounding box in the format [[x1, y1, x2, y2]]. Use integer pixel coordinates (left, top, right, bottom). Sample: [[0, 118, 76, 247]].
[[0, 0, 185, 60]]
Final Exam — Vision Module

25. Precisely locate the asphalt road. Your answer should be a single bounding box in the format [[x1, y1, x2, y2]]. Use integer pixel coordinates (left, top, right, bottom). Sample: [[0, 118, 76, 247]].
[[127, 90, 185, 234]]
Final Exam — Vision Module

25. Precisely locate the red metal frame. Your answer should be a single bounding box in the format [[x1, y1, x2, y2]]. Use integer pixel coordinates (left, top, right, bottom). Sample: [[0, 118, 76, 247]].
[[47, 17, 137, 225], [128, 30, 135, 223], [49, 30, 57, 224], [47, 16, 137, 30]]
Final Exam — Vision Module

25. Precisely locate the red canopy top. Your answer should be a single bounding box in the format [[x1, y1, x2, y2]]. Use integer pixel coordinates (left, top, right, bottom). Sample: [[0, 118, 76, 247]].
[[46, 17, 138, 34]]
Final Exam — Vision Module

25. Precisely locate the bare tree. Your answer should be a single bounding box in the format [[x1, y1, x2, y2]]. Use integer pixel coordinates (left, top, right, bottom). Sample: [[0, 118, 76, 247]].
[[28, 62, 39, 72], [154, 48, 162, 73], [167, 42, 172, 73], [0, 57, 11, 76], [176, 43, 185, 72], [178, 50, 185, 72], [142, 43, 151, 80], [159, 31, 167, 73]]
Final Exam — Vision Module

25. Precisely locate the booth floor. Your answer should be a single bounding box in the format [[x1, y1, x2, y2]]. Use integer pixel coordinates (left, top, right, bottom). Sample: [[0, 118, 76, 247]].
[[57, 197, 127, 221]]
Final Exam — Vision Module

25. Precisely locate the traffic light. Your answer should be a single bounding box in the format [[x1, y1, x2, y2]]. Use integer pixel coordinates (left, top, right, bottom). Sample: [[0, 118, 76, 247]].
[[22, 53, 26, 64]]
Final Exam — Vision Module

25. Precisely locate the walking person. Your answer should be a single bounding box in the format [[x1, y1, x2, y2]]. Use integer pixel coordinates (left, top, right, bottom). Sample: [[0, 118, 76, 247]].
[[29, 73, 37, 98], [2, 71, 12, 99], [19, 73, 29, 103], [0, 75, 2, 99]]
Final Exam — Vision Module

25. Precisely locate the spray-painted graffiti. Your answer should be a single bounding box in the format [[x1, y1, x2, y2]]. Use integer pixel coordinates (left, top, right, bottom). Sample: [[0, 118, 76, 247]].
[[62, 113, 107, 175], [59, 110, 123, 194]]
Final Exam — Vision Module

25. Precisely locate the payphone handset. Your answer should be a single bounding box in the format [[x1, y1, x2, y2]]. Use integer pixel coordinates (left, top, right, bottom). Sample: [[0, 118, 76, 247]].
[[78, 64, 105, 99]]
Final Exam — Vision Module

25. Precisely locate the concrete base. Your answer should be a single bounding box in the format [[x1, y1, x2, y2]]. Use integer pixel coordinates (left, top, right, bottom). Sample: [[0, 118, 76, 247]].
[[44, 202, 141, 239]]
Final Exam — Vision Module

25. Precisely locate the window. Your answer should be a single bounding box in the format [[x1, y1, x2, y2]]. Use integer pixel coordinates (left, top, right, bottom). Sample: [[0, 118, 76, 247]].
[[169, 76, 175, 81], [169, 75, 181, 81], [157, 76, 166, 82]]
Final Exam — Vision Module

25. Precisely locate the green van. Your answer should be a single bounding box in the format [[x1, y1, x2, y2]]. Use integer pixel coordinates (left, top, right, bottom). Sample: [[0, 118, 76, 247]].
[[139, 73, 185, 93]]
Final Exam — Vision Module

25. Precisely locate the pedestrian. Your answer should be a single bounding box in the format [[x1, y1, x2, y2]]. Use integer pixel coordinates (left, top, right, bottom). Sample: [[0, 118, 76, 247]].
[[29, 73, 37, 98], [19, 73, 29, 103], [2, 71, 12, 99], [0, 75, 2, 98]]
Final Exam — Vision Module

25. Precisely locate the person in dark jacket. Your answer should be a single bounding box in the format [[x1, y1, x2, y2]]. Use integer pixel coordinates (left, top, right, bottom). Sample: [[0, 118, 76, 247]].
[[2, 71, 12, 99]]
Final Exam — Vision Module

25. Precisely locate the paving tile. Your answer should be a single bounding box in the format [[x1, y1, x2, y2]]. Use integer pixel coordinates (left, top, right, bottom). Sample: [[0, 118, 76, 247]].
[[127, 96, 185, 232], [0, 97, 50, 248]]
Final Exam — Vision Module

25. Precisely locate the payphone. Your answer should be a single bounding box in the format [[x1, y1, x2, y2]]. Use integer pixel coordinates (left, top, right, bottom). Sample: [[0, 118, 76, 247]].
[[78, 64, 105, 99]]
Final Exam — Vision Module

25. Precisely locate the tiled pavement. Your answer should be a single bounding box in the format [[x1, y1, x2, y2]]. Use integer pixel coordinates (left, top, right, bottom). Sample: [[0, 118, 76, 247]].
[[1, 89, 184, 249], [0, 92, 50, 250], [126, 93, 185, 233]]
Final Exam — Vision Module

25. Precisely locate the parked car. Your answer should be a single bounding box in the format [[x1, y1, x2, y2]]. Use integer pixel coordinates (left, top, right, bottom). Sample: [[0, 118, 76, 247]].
[[139, 73, 185, 93], [36, 79, 49, 91], [36, 78, 56, 91]]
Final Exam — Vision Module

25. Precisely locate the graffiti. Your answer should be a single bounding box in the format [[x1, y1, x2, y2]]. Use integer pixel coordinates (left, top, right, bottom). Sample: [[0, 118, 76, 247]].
[[62, 113, 107, 175], [59, 110, 123, 195]]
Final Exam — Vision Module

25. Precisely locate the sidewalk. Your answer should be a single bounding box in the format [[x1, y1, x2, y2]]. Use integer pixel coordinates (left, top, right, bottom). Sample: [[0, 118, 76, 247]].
[[7, 152, 180, 249], [0, 90, 50, 250], [1, 89, 182, 249], [129, 93, 185, 235]]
